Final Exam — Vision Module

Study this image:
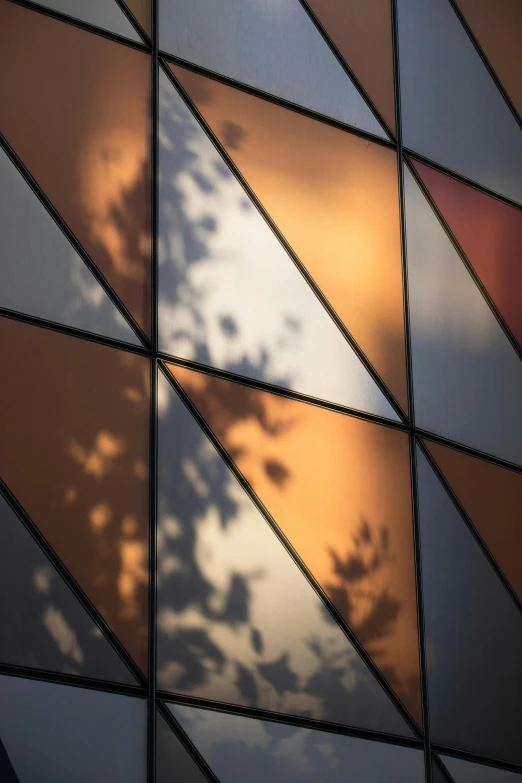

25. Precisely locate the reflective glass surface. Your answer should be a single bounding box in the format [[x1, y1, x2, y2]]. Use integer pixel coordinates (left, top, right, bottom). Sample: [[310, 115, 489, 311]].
[[170, 65, 408, 412]]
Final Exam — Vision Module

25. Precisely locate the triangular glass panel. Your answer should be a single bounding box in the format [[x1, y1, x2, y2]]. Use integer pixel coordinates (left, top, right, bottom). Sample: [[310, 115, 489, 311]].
[[404, 166, 522, 466], [29, 0, 141, 42], [159, 0, 386, 136], [0, 490, 136, 684], [455, 0, 522, 118], [432, 758, 452, 783], [0, 674, 146, 782], [158, 70, 399, 421], [0, 738, 18, 783], [157, 370, 414, 736], [425, 439, 522, 603], [0, 316, 150, 672], [397, 0, 522, 205], [441, 754, 522, 783], [416, 447, 522, 764], [411, 159, 522, 349], [0, 147, 139, 346], [0, 1, 152, 335], [169, 703, 425, 782], [156, 710, 208, 783], [164, 363, 422, 725], [307, 0, 396, 132], [124, 0, 151, 36], [168, 65, 408, 413]]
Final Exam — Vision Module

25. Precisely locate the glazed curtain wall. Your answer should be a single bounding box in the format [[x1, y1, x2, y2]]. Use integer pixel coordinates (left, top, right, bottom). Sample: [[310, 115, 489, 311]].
[[0, 0, 521, 781]]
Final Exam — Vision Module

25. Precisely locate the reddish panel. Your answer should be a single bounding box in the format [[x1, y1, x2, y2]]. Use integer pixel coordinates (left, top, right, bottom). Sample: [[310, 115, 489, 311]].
[[456, 0, 522, 118], [0, 0, 151, 335], [167, 363, 422, 724], [425, 439, 522, 604], [0, 317, 150, 670], [170, 65, 408, 413], [307, 0, 396, 133], [412, 159, 522, 348]]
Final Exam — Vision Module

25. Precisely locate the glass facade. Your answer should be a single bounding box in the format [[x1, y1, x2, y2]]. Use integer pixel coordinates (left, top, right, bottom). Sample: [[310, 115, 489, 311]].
[[0, 0, 521, 780]]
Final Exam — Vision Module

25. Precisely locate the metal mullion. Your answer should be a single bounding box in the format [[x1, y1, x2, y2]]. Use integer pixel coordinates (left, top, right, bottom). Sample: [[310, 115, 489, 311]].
[[158, 53, 396, 151], [403, 148, 522, 214], [417, 438, 522, 620], [157, 701, 221, 783], [390, 0, 431, 780], [160, 60, 408, 425], [147, 0, 159, 778], [298, 0, 395, 140], [0, 662, 146, 699], [6, 0, 151, 54], [160, 353, 409, 433], [158, 690, 423, 751], [446, 0, 522, 131], [0, 133, 150, 350], [416, 429, 522, 476], [159, 361, 421, 740], [405, 157, 522, 363], [433, 755, 456, 783], [0, 478, 146, 686]]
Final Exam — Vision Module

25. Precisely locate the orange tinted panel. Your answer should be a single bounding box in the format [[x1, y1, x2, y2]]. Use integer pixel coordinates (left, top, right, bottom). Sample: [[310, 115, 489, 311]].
[[170, 65, 408, 413], [412, 159, 522, 347], [0, 317, 150, 670], [0, 1, 151, 335], [167, 363, 421, 723], [425, 439, 522, 603], [307, 0, 396, 133], [456, 0, 522, 117]]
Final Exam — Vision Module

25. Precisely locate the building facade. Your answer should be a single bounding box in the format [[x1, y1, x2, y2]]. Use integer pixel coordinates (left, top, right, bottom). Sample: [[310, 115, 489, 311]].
[[0, 0, 522, 780]]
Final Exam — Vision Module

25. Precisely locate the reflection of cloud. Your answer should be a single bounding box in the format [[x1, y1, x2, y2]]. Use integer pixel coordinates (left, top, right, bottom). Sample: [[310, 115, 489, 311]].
[[42, 607, 84, 665], [170, 703, 425, 782]]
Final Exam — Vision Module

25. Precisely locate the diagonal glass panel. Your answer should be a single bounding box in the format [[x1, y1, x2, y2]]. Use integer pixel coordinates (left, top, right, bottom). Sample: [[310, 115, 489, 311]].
[[0, 0, 152, 335], [0, 316, 150, 672], [416, 447, 522, 764], [0, 490, 136, 684], [455, 0, 522, 118], [307, 0, 396, 132], [166, 363, 422, 725], [168, 65, 408, 413], [157, 710, 208, 783], [404, 166, 522, 466], [159, 0, 386, 136], [411, 159, 522, 349], [27, 0, 141, 42], [425, 439, 522, 604], [0, 147, 139, 346], [441, 754, 522, 783], [397, 0, 522, 205], [157, 370, 414, 736], [169, 703, 425, 783], [158, 69, 398, 421]]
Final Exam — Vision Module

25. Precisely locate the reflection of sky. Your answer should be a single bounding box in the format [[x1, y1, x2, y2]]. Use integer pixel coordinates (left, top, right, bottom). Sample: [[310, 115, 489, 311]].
[[158, 0, 385, 135], [441, 754, 522, 783], [0, 675, 146, 782], [0, 492, 135, 684], [170, 703, 424, 783], [157, 372, 412, 736], [158, 71, 397, 421], [404, 167, 522, 466], [0, 148, 138, 345]]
